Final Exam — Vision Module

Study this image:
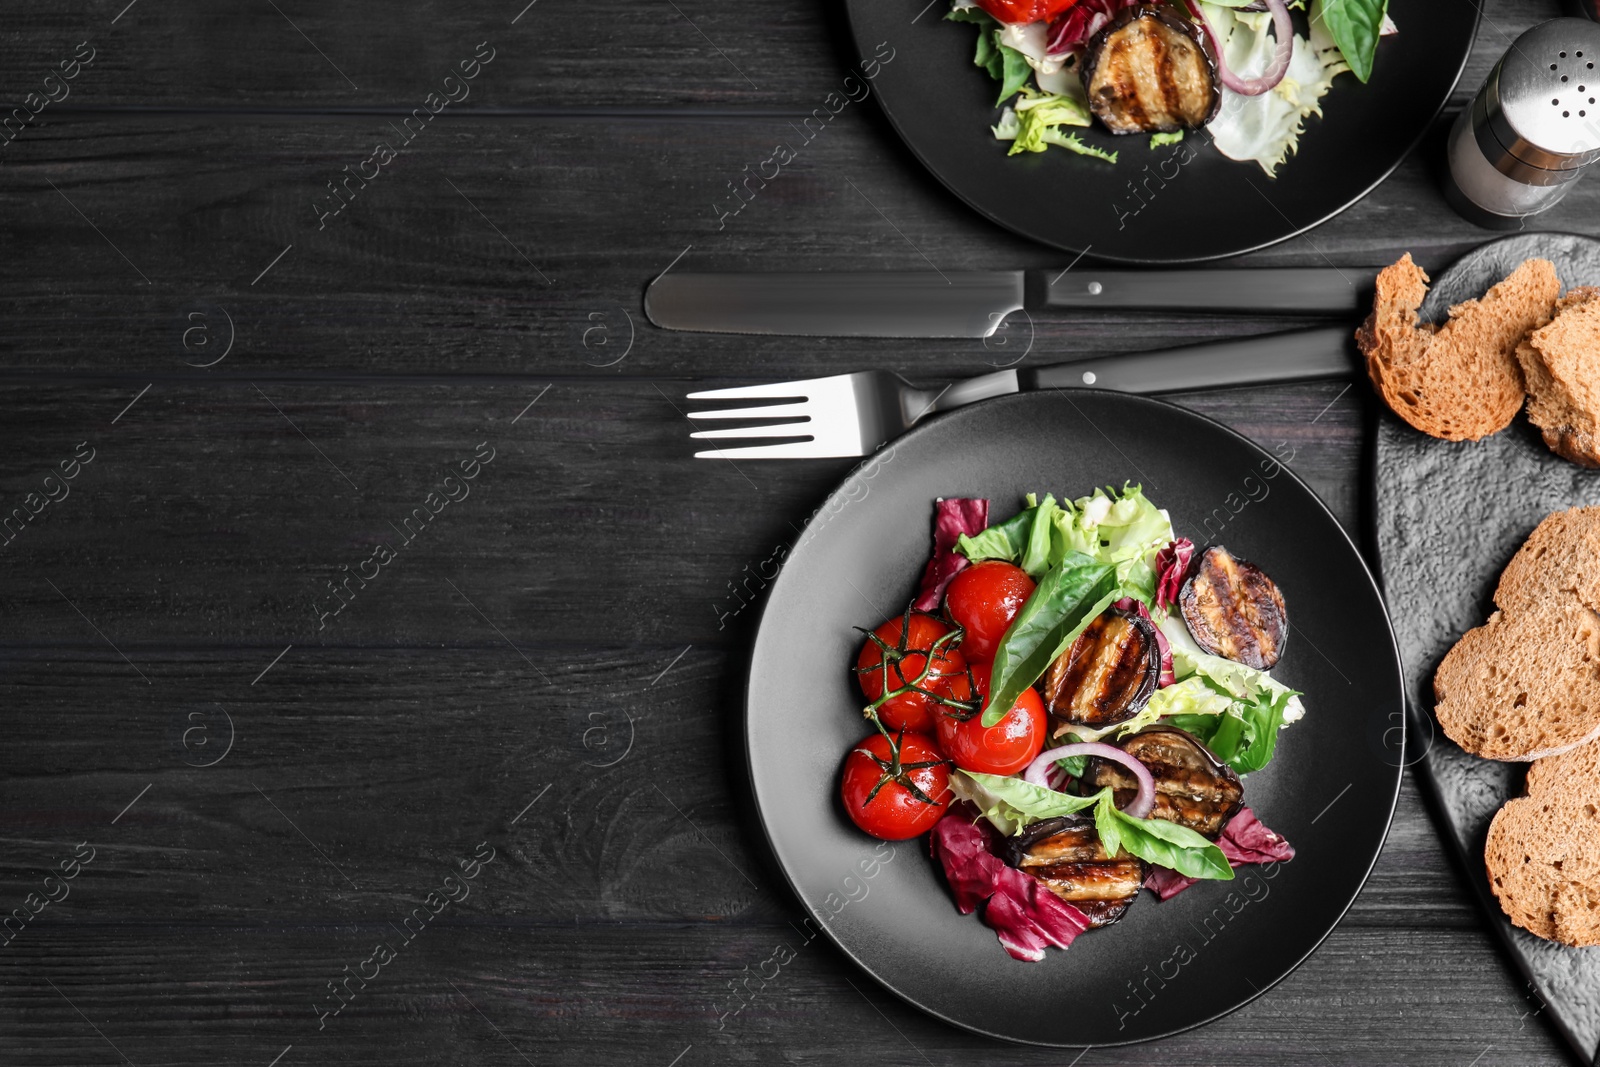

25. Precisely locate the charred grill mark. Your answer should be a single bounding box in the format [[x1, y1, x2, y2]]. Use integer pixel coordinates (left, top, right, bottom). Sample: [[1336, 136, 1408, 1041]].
[[1003, 815, 1147, 928], [1115, 38, 1147, 130], [1082, 8, 1220, 132], [1082, 6, 1219, 134], [1043, 609, 1160, 731], [1179, 545, 1289, 670], [1082, 726, 1244, 838], [1152, 28, 1176, 126]]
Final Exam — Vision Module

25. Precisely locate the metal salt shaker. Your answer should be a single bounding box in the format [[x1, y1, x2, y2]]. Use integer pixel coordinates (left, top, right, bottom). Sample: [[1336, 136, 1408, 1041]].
[[1446, 18, 1600, 228]]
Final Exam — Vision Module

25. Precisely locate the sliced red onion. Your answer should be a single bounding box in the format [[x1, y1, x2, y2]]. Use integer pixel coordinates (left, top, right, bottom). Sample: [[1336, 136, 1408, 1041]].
[[1024, 743, 1155, 818], [1185, 0, 1293, 96]]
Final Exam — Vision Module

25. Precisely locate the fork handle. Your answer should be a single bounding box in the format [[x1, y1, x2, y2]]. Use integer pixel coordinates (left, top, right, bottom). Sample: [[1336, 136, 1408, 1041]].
[[1024, 326, 1356, 394]]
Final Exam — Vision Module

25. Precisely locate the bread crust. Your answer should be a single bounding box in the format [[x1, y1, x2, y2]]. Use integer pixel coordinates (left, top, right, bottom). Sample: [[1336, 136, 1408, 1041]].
[[1357, 255, 1559, 441], [1519, 288, 1600, 467]]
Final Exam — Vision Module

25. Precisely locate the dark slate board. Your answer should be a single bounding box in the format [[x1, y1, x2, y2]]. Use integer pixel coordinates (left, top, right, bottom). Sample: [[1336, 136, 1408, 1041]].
[[1374, 233, 1600, 1067]]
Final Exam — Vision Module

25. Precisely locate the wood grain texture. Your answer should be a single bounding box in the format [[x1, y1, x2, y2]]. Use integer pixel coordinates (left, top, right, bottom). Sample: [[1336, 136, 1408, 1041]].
[[0, 0, 1560, 109], [0, 924, 1572, 1065], [0, 0, 1588, 1058], [0, 381, 1362, 645], [0, 111, 1593, 378]]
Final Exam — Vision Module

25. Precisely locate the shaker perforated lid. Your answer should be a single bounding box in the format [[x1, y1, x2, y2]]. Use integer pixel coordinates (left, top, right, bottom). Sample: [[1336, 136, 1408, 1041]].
[[1482, 18, 1600, 171]]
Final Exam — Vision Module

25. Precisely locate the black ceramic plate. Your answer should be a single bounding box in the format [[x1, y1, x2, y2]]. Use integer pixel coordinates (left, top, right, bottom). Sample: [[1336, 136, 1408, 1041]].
[[747, 390, 1405, 1045], [843, 0, 1477, 263], [1373, 233, 1600, 1066]]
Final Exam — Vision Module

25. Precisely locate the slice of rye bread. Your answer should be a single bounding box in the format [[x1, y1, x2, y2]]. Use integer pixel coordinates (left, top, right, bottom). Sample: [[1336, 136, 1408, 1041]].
[[1486, 793, 1600, 946], [1436, 506, 1600, 761], [1493, 505, 1600, 615], [1519, 288, 1600, 467], [1435, 597, 1600, 760], [1525, 734, 1600, 797], [1356, 254, 1561, 441]]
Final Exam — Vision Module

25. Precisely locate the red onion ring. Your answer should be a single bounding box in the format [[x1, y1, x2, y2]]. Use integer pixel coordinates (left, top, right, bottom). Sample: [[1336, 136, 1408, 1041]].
[[1185, 0, 1293, 96], [1023, 743, 1155, 818]]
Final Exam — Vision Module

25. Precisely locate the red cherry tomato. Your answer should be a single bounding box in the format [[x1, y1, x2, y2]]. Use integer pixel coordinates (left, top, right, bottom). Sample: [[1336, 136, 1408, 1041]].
[[935, 663, 1047, 777], [973, 0, 1081, 24], [856, 613, 968, 734], [945, 561, 1036, 662], [840, 731, 952, 840]]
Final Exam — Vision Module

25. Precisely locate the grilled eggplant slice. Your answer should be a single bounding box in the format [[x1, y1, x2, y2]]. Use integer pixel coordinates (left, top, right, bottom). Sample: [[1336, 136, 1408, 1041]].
[[1082, 726, 1244, 838], [1041, 607, 1161, 734], [1003, 815, 1147, 927], [1080, 6, 1220, 135], [1179, 545, 1289, 670]]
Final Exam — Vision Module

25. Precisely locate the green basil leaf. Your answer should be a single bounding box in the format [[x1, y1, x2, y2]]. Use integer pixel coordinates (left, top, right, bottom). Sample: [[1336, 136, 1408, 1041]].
[[1097, 794, 1233, 880], [1316, 0, 1386, 83], [995, 33, 1034, 106], [984, 552, 1118, 727], [947, 7, 1007, 82]]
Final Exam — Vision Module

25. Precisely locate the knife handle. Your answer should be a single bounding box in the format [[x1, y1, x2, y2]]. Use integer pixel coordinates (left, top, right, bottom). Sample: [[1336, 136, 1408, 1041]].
[[1024, 326, 1357, 394], [1028, 268, 1377, 314]]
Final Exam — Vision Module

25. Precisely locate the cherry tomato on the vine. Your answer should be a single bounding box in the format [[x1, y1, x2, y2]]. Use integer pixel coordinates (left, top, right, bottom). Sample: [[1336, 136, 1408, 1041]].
[[935, 662, 1047, 777], [945, 561, 1035, 662], [839, 731, 951, 840], [856, 612, 968, 734]]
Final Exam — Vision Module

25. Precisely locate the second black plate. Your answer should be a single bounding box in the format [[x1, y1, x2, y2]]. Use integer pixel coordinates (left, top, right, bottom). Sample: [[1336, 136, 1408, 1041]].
[[843, 0, 1478, 262], [746, 389, 1405, 1045]]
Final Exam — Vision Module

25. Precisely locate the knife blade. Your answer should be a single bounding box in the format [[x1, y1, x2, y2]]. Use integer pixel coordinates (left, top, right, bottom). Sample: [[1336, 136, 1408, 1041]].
[[644, 267, 1375, 338]]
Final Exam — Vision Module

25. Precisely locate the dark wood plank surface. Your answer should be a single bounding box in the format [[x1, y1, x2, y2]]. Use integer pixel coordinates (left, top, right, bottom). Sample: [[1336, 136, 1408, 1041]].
[[0, 0, 1590, 1063]]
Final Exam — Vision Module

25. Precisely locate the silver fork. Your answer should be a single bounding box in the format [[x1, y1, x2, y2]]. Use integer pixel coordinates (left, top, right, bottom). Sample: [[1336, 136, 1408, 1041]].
[[686, 326, 1354, 459]]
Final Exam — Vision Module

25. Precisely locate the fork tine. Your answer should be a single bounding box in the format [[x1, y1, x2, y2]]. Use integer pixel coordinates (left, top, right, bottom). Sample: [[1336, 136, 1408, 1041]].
[[687, 401, 813, 421], [690, 420, 812, 440], [685, 374, 845, 402], [695, 439, 865, 460]]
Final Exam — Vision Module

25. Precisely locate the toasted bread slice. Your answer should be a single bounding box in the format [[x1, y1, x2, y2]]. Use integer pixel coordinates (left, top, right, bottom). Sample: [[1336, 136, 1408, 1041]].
[[1435, 596, 1600, 762], [1493, 506, 1600, 616], [1486, 793, 1600, 946], [1357, 255, 1560, 441], [1520, 288, 1600, 467]]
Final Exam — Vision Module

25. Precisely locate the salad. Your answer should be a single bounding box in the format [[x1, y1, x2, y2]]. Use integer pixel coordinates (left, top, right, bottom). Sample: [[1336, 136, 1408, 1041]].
[[837, 485, 1299, 961], [947, 0, 1395, 174]]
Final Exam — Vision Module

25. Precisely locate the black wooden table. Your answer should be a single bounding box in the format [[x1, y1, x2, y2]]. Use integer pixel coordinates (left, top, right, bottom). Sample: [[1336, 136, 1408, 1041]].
[[0, 1, 1590, 1064]]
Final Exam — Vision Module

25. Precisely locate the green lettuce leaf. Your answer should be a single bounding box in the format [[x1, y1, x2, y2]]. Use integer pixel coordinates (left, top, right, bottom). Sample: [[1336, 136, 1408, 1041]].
[[1146, 674, 1238, 719], [952, 771, 1102, 835], [984, 552, 1119, 726], [955, 506, 1035, 566], [991, 88, 1104, 159], [1161, 612, 1304, 718], [956, 485, 1172, 599], [1166, 687, 1294, 774]]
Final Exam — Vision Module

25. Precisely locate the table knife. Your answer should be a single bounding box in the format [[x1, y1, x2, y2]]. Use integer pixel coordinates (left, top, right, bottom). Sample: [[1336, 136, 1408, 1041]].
[[645, 268, 1376, 339]]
